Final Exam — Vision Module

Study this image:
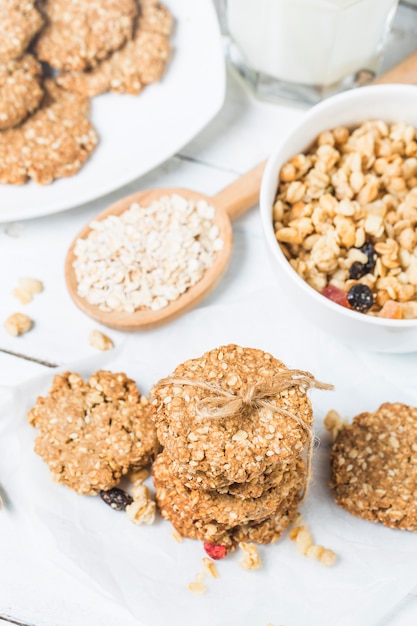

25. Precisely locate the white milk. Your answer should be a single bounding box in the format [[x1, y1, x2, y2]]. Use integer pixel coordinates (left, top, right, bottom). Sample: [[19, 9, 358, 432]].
[[226, 0, 398, 86]]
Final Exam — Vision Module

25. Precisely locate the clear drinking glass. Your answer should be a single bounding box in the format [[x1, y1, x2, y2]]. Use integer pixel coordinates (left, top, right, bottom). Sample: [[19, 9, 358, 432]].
[[218, 0, 399, 104]]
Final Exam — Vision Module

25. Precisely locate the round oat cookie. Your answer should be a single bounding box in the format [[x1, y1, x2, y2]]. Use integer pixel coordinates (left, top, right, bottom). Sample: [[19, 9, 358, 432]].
[[57, 0, 173, 97], [0, 0, 44, 62], [0, 55, 43, 131], [28, 370, 159, 495], [153, 450, 306, 545], [150, 344, 315, 490], [330, 402, 417, 531], [35, 0, 138, 71], [0, 79, 97, 185]]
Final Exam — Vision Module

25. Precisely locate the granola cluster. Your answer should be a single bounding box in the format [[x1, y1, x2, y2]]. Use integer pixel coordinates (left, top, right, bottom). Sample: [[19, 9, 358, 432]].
[[150, 344, 323, 549], [329, 402, 417, 530], [274, 121, 417, 318], [28, 371, 159, 495]]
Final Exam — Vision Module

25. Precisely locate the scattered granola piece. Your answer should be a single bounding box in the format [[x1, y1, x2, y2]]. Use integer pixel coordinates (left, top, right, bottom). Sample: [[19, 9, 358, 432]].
[[126, 484, 156, 525], [239, 542, 262, 570], [35, 0, 138, 71], [27, 371, 159, 495], [128, 467, 149, 484], [319, 548, 337, 567], [290, 521, 336, 565], [187, 580, 206, 595], [0, 0, 44, 62], [324, 409, 347, 441], [0, 55, 43, 131], [18, 277, 43, 294], [202, 557, 219, 579], [12, 287, 33, 305], [330, 402, 417, 530], [4, 312, 33, 336], [89, 329, 114, 351], [171, 529, 184, 543]]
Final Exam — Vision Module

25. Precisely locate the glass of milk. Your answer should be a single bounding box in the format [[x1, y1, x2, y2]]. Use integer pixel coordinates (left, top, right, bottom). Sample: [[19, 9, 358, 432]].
[[219, 0, 399, 103]]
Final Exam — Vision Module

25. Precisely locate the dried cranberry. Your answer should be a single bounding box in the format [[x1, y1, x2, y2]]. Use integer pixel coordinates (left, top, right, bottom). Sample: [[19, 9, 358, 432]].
[[321, 285, 350, 309], [203, 542, 227, 560], [347, 284, 374, 312], [100, 487, 133, 511]]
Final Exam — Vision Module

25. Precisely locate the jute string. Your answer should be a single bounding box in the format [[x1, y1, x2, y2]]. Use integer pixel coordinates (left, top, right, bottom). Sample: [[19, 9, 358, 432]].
[[160, 370, 333, 498]]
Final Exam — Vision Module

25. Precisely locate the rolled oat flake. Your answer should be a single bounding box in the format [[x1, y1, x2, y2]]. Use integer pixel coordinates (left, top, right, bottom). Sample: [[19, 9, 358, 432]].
[[73, 194, 224, 313]]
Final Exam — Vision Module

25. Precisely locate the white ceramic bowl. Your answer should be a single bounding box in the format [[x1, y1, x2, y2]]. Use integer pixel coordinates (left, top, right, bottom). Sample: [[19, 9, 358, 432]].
[[260, 84, 417, 353]]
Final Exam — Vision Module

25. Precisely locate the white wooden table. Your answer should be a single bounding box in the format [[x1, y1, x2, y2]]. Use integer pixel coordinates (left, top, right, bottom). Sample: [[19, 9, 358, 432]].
[[1, 3, 417, 625]]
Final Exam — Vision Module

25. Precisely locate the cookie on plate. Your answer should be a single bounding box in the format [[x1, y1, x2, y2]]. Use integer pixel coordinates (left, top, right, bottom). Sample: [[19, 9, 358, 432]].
[[57, 0, 172, 97], [330, 402, 417, 531], [0, 79, 98, 185], [35, 0, 138, 71], [28, 371, 159, 495], [0, 55, 43, 130], [150, 344, 317, 490], [153, 450, 305, 546], [0, 0, 44, 62]]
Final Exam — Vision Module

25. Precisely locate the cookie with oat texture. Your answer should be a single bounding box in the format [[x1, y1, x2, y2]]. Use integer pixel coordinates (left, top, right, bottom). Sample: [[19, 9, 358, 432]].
[[0, 55, 43, 130]]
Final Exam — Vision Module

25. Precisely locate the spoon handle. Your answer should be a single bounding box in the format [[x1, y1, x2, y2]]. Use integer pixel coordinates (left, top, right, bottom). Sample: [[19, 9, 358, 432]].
[[372, 49, 417, 85], [212, 160, 265, 220]]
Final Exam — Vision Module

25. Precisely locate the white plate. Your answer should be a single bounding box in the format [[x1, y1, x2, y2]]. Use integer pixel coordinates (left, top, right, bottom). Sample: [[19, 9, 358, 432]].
[[0, 0, 225, 222]]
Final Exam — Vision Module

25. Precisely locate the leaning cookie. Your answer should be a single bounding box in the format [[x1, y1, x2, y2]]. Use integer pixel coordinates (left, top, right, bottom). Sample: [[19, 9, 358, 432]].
[[329, 402, 417, 531], [35, 0, 138, 71], [0, 0, 44, 62], [57, 0, 172, 98], [0, 55, 43, 130], [153, 450, 305, 545], [28, 371, 159, 495], [0, 79, 97, 185]]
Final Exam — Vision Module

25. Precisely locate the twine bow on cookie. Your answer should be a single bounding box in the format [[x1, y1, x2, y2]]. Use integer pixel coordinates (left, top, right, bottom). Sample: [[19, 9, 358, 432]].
[[160, 369, 333, 499]]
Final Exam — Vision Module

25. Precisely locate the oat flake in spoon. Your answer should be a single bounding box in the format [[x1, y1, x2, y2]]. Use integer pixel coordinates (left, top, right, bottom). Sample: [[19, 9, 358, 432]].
[[73, 193, 224, 314]]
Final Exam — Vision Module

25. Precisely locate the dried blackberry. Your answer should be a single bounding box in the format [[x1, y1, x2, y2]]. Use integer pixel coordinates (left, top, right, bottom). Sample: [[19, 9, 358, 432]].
[[359, 242, 377, 273], [347, 284, 374, 312], [100, 487, 133, 511], [349, 261, 367, 280]]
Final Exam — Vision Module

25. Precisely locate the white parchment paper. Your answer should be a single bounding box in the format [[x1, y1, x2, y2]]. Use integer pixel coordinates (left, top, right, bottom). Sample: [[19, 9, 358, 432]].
[[2, 287, 417, 626]]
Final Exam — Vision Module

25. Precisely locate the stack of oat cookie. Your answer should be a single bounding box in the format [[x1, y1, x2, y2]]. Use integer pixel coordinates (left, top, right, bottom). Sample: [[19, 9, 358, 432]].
[[0, 0, 172, 185], [150, 344, 327, 549]]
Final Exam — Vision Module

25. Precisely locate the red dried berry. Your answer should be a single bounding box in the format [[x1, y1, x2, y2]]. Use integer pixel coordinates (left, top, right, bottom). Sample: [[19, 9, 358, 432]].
[[321, 285, 350, 309], [203, 542, 227, 560]]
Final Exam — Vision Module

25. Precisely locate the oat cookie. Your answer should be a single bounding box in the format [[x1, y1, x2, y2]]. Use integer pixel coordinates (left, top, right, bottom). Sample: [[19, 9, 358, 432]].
[[0, 0, 44, 62], [330, 402, 417, 530], [35, 0, 138, 71], [150, 345, 315, 490], [0, 79, 98, 185], [0, 55, 43, 131], [153, 450, 305, 545], [28, 370, 159, 495], [57, 0, 172, 97]]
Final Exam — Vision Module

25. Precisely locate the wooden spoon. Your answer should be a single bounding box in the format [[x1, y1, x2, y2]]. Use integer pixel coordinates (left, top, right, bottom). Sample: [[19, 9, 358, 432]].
[[65, 161, 265, 331]]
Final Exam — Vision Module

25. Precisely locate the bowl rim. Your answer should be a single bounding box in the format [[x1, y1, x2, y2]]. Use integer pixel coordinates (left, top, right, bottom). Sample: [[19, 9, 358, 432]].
[[260, 84, 417, 328]]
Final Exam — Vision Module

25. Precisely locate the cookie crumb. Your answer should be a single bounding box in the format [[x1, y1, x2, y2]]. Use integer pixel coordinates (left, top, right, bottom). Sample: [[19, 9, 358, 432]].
[[89, 329, 114, 351], [4, 312, 32, 336], [239, 542, 262, 570], [126, 484, 156, 525], [202, 557, 219, 579], [290, 522, 336, 566]]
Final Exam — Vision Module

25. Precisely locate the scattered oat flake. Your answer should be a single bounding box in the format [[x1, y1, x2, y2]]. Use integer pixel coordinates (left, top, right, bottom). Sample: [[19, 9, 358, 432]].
[[202, 557, 219, 579], [128, 467, 149, 484], [171, 529, 184, 543], [73, 194, 224, 314], [187, 580, 206, 595], [18, 277, 43, 294], [89, 329, 114, 351], [12, 287, 33, 304], [290, 522, 336, 566]]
